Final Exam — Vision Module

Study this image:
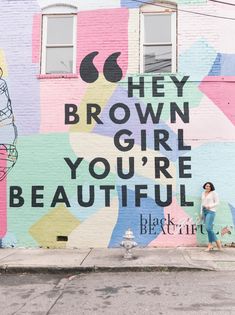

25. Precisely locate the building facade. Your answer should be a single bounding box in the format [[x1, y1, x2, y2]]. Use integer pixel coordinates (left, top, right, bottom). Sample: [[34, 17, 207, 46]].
[[0, 0, 234, 248]]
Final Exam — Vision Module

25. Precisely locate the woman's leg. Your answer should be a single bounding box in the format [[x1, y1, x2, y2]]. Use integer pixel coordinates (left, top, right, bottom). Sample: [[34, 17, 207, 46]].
[[205, 211, 217, 244], [203, 210, 213, 250], [215, 239, 222, 250]]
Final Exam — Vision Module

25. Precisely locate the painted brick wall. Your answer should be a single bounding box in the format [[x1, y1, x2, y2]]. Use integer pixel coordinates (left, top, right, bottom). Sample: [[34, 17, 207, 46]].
[[0, 0, 234, 248]]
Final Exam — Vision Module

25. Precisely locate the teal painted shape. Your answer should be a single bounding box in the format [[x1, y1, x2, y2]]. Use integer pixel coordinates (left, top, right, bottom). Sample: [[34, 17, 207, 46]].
[[177, 142, 235, 206], [179, 39, 217, 81]]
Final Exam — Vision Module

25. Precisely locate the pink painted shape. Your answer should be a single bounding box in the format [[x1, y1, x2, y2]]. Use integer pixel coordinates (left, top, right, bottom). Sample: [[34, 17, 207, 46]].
[[77, 8, 129, 77], [40, 78, 87, 133], [0, 158, 7, 238], [32, 14, 42, 64], [200, 76, 235, 125], [149, 198, 196, 247]]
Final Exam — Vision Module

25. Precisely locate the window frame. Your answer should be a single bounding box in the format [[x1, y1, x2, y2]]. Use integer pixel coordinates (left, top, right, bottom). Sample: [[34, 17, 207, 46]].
[[41, 13, 77, 75], [140, 9, 177, 74]]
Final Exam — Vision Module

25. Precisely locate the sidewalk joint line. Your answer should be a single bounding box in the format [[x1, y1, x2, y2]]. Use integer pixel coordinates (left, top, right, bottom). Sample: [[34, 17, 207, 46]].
[[0, 252, 16, 262], [182, 249, 215, 271], [80, 248, 93, 266], [180, 249, 192, 267]]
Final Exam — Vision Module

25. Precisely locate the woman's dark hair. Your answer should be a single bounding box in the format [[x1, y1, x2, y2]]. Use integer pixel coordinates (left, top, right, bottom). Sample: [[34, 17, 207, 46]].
[[203, 182, 215, 191]]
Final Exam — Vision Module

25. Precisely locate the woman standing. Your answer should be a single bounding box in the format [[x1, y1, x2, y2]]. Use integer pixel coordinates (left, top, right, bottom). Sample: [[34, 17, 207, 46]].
[[201, 182, 222, 251]]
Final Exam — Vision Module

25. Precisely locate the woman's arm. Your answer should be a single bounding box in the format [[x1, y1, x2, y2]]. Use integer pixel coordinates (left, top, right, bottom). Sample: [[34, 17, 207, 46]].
[[200, 192, 204, 216], [208, 191, 219, 209], [212, 192, 219, 207]]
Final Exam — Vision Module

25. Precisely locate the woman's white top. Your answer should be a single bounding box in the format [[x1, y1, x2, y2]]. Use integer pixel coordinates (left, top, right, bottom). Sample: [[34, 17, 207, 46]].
[[201, 191, 219, 213]]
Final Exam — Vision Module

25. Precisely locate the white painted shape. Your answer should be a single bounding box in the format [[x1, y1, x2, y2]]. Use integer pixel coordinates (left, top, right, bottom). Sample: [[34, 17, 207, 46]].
[[167, 95, 235, 147], [69, 132, 176, 186], [179, 1, 235, 54], [67, 197, 119, 248], [178, 3, 218, 53], [217, 17, 235, 54]]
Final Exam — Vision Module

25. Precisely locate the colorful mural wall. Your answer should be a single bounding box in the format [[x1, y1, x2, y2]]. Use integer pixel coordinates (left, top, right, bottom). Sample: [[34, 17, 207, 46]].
[[0, 0, 234, 248]]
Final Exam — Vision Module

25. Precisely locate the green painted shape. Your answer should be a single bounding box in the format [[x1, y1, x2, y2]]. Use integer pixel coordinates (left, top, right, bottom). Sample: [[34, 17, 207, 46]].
[[7, 133, 116, 247], [120, 76, 203, 122]]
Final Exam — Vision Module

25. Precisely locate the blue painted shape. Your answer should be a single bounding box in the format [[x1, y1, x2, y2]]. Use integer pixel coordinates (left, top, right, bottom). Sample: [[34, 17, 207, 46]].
[[0, 239, 2, 248], [0, 124, 16, 143], [209, 53, 235, 76], [209, 54, 221, 76], [1, 232, 17, 248], [0, 1, 40, 136], [229, 203, 235, 226], [121, 0, 151, 8], [221, 54, 235, 76], [108, 187, 164, 247]]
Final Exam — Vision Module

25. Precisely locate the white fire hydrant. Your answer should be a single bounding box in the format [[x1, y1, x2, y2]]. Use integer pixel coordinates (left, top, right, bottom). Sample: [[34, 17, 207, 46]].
[[120, 228, 137, 259]]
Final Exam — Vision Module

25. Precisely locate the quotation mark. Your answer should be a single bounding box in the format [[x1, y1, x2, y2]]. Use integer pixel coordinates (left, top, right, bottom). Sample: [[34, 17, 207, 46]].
[[80, 52, 123, 83], [142, 157, 148, 166]]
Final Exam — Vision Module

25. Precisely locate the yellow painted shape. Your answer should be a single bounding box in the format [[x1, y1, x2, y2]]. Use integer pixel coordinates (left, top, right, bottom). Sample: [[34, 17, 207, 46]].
[[67, 197, 119, 248], [70, 74, 116, 132], [29, 205, 80, 248], [0, 50, 8, 77]]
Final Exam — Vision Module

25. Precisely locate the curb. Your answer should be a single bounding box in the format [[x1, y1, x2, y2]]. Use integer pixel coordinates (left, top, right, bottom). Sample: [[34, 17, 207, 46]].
[[0, 265, 215, 274]]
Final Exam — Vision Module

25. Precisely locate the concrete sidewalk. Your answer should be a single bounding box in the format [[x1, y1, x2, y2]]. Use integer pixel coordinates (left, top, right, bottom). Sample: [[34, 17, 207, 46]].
[[0, 247, 235, 273]]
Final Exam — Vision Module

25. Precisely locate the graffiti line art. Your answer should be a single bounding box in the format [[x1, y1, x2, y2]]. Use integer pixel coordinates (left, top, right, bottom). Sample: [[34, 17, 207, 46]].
[[0, 68, 18, 181]]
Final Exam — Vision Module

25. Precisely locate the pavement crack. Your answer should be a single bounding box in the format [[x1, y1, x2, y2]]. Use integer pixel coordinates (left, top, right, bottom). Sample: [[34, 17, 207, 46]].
[[45, 276, 74, 314], [10, 290, 50, 315], [11, 302, 27, 315], [8, 276, 71, 315], [80, 248, 93, 266], [46, 291, 64, 315]]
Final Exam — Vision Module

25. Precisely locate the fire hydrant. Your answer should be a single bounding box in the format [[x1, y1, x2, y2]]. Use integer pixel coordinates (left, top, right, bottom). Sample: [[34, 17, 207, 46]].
[[120, 228, 137, 259]]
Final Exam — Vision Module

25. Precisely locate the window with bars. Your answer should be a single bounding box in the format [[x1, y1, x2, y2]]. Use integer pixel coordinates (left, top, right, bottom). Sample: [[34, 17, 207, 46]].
[[140, 4, 177, 73], [41, 13, 76, 74]]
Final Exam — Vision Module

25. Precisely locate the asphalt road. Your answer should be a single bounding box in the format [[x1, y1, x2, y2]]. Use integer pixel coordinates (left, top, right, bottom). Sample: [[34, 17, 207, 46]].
[[1, 271, 235, 315]]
